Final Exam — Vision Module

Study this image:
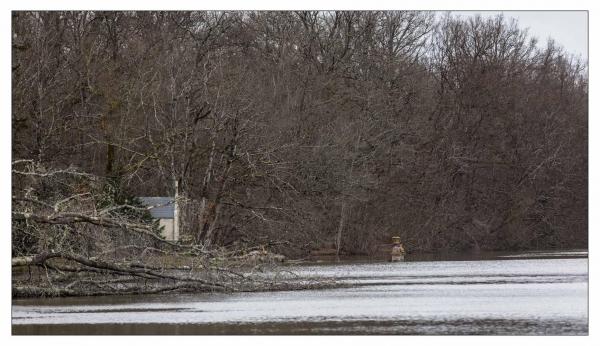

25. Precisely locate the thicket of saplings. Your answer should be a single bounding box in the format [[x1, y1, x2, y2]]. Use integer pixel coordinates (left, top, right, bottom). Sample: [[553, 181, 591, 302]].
[[12, 11, 587, 296]]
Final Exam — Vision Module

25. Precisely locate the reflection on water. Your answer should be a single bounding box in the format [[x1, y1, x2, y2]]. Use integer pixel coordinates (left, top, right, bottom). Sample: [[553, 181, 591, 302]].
[[12, 250, 588, 335], [11, 319, 587, 335]]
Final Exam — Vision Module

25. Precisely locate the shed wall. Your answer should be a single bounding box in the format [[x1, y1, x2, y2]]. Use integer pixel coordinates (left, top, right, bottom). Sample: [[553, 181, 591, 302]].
[[159, 219, 175, 241]]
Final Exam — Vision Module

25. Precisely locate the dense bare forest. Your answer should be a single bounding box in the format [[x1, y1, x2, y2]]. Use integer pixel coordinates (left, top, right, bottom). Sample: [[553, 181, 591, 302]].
[[11, 11, 587, 296]]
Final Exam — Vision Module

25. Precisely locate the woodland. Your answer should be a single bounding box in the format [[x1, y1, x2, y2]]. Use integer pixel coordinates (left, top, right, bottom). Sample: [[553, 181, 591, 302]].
[[12, 11, 587, 296]]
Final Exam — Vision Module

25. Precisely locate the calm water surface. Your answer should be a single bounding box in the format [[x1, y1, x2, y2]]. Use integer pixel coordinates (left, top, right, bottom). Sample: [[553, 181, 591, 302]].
[[12, 250, 588, 335]]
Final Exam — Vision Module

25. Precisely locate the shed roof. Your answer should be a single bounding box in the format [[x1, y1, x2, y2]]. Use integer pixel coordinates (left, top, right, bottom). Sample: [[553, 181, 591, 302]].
[[138, 197, 174, 219]]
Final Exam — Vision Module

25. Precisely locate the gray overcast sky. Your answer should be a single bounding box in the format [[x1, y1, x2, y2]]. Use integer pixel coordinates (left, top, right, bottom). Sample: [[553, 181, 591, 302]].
[[448, 11, 588, 59]]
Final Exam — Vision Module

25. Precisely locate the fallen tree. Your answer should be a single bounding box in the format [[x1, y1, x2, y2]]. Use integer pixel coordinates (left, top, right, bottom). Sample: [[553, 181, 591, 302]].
[[12, 160, 324, 298]]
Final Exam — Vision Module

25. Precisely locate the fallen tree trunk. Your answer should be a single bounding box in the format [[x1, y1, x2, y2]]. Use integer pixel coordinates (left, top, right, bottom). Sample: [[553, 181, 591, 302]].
[[13, 282, 208, 298], [12, 251, 60, 267], [13, 251, 230, 292], [12, 248, 337, 298]]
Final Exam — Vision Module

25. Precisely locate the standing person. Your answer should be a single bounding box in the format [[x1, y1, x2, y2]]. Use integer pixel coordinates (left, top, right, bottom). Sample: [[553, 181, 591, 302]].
[[391, 236, 406, 262]]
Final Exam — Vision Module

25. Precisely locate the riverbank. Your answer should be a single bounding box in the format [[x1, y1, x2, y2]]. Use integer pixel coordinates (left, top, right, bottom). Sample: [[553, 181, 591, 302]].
[[12, 248, 588, 299]]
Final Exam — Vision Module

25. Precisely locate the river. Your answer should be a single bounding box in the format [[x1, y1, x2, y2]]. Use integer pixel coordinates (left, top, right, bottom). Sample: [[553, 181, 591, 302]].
[[12, 250, 588, 335]]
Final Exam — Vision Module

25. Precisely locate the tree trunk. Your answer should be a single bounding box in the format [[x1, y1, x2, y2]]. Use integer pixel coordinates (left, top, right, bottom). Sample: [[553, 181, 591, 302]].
[[335, 134, 360, 257], [197, 143, 236, 247], [202, 203, 223, 248], [173, 178, 180, 242], [196, 141, 216, 243], [335, 200, 348, 257], [197, 200, 217, 243]]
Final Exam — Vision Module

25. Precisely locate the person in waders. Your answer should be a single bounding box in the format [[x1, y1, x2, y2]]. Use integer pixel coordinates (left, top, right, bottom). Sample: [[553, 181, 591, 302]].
[[391, 236, 406, 262]]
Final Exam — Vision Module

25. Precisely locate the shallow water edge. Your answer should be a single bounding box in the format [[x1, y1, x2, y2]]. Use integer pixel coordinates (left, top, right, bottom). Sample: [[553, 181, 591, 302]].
[[12, 250, 588, 335]]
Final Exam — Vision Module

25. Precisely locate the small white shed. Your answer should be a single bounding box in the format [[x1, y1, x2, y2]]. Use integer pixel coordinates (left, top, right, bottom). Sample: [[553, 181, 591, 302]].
[[138, 197, 179, 242]]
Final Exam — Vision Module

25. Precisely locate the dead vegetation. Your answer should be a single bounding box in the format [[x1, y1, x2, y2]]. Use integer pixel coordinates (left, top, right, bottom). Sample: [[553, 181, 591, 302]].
[[11, 160, 322, 297]]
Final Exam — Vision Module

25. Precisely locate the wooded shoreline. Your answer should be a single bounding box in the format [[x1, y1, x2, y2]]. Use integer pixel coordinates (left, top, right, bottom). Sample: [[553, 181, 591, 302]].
[[12, 11, 587, 297]]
